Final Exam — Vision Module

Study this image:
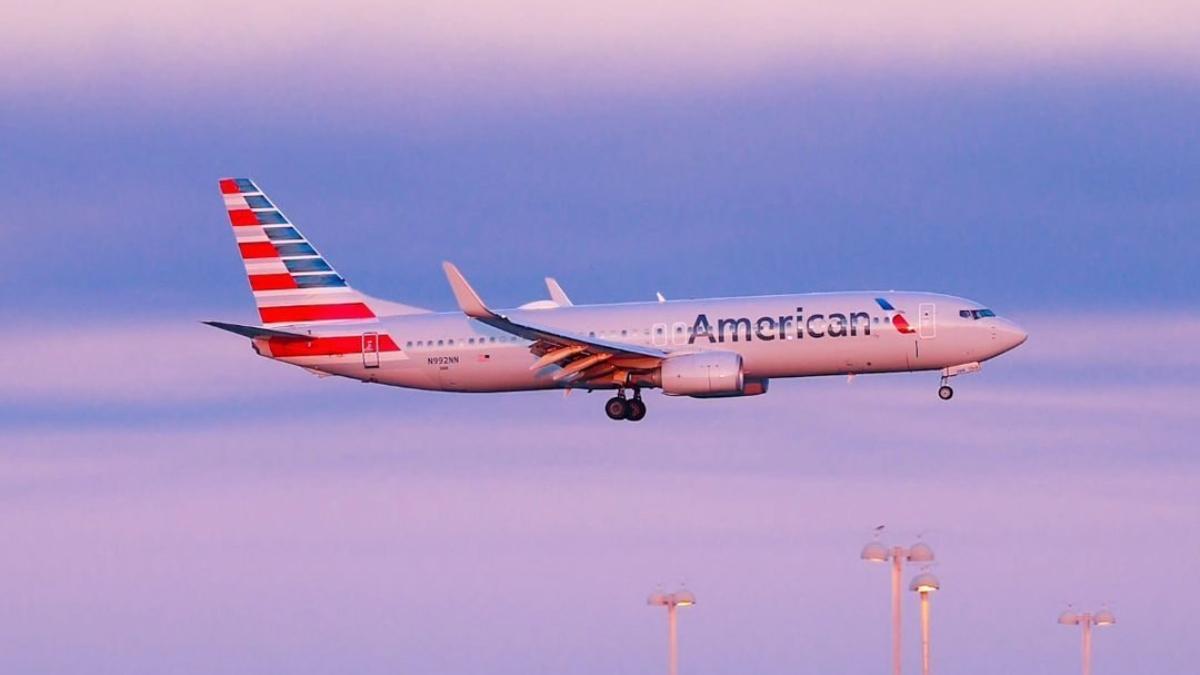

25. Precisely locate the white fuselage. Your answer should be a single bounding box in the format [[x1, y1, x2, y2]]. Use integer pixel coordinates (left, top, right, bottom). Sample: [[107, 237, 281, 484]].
[[255, 291, 1027, 393]]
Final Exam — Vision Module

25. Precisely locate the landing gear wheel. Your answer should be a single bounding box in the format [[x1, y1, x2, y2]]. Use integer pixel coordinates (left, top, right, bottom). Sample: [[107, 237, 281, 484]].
[[625, 398, 647, 422], [605, 396, 630, 420], [938, 385, 954, 401]]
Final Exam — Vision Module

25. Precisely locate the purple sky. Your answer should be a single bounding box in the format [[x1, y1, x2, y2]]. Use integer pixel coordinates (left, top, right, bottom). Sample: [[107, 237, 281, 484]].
[[2, 3, 1199, 673]]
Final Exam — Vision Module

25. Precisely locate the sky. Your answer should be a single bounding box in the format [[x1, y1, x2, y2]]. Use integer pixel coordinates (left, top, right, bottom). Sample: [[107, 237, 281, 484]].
[[2, 2, 1199, 673]]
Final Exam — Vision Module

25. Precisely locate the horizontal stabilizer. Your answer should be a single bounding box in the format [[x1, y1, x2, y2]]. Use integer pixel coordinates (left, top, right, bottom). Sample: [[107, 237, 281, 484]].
[[203, 320, 311, 340]]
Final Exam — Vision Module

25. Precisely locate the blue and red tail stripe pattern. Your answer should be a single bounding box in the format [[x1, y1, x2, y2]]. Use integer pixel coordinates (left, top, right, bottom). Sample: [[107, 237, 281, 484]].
[[219, 177, 378, 327]]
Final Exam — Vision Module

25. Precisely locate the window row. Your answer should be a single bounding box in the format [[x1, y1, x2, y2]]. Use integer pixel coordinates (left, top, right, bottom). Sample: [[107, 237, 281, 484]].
[[405, 335, 524, 348]]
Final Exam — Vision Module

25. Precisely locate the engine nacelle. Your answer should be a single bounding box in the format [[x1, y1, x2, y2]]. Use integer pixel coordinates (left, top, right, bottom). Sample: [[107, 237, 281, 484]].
[[688, 377, 769, 398], [659, 351, 745, 396]]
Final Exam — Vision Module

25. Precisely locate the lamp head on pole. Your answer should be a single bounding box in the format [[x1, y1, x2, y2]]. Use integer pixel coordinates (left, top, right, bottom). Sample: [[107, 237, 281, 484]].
[[909, 572, 941, 594], [907, 542, 935, 563], [1058, 610, 1081, 625], [648, 590, 696, 608], [1093, 609, 1116, 627], [861, 541, 890, 563]]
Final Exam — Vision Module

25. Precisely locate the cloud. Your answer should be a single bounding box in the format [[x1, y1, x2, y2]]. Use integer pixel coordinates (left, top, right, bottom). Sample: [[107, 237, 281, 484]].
[[4, 1, 1199, 99], [0, 319, 312, 406], [1016, 312, 1200, 369], [1, 407, 1196, 674], [3, 311, 1194, 413], [2, 310, 1197, 674]]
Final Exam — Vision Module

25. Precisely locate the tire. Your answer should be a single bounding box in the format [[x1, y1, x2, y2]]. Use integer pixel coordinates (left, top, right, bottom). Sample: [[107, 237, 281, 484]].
[[625, 398, 647, 422], [605, 397, 630, 420], [938, 385, 954, 401]]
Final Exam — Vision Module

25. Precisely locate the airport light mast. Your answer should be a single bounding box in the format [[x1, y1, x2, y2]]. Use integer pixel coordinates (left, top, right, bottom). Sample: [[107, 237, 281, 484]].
[[861, 532, 935, 675], [647, 588, 695, 675], [909, 572, 940, 675], [1058, 607, 1116, 675]]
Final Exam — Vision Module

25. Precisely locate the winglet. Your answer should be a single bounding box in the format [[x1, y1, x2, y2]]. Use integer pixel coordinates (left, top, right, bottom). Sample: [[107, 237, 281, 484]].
[[442, 261, 496, 319], [545, 277, 573, 306]]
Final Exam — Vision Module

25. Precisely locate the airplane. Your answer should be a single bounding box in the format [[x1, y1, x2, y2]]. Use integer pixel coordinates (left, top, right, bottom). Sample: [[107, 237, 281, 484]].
[[206, 178, 1028, 421]]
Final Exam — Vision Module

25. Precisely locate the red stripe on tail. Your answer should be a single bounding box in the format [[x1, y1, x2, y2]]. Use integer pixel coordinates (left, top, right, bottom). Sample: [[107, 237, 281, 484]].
[[219, 179, 240, 194], [239, 242, 279, 259], [248, 274, 299, 291], [228, 209, 258, 226], [259, 303, 375, 324]]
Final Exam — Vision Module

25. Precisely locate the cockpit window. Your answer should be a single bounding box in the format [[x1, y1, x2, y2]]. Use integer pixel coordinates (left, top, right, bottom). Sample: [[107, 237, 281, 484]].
[[960, 308, 997, 320]]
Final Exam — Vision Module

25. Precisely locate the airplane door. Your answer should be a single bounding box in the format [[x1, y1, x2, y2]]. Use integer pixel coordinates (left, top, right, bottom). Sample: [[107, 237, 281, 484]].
[[918, 303, 936, 338], [362, 331, 381, 368]]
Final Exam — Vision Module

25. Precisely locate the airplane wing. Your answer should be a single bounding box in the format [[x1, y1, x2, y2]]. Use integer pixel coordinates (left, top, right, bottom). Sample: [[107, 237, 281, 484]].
[[544, 277, 573, 306], [442, 262, 666, 381]]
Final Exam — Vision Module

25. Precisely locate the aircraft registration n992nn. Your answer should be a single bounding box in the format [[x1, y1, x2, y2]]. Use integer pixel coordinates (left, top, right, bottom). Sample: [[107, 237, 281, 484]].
[[206, 178, 1028, 421]]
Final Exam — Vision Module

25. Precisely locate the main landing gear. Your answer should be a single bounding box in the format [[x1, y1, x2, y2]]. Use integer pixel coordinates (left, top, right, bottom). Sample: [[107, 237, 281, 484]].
[[938, 383, 954, 400], [605, 389, 647, 422]]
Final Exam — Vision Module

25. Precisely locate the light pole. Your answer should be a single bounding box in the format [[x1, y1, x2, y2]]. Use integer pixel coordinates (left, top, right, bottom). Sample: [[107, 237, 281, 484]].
[[862, 535, 935, 675], [909, 572, 940, 675], [648, 589, 695, 675], [1058, 607, 1116, 675]]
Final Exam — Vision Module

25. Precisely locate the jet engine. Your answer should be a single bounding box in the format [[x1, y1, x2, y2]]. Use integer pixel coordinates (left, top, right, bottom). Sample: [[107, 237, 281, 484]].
[[658, 351, 745, 396], [690, 376, 770, 398]]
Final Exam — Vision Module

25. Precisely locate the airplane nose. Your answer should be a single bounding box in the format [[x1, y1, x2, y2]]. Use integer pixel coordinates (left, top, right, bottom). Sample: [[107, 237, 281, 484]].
[[994, 318, 1028, 352]]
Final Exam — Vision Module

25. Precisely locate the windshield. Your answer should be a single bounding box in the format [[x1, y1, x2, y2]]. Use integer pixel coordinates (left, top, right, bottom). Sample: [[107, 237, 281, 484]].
[[958, 308, 996, 320]]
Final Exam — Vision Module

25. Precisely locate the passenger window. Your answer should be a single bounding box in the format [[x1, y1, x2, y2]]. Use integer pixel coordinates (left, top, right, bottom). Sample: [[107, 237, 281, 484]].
[[437, 339, 444, 346], [651, 323, 668, 347], [672, 322, 688, 346]]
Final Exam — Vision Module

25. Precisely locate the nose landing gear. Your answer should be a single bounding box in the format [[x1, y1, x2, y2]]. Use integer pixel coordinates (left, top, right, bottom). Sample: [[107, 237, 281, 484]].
[[936, 361, 981, 401], [604, 389, 647, 421]]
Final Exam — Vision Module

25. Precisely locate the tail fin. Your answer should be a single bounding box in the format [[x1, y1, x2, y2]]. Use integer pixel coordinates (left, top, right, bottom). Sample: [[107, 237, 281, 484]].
[[219, 178, 419, 326]]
